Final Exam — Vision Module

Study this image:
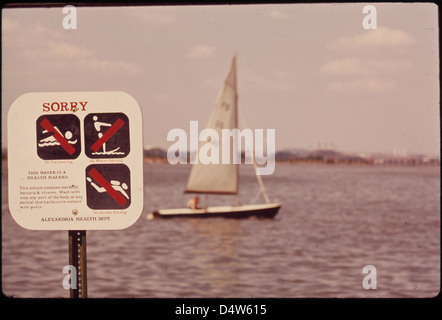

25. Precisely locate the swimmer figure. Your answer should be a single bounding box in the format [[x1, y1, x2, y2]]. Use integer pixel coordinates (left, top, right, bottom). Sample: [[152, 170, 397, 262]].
[[86, 177, 130, 199]]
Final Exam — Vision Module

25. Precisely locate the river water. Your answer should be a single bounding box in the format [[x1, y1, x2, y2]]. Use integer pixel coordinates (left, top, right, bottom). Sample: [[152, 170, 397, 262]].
[[1, 161, 440, 298]]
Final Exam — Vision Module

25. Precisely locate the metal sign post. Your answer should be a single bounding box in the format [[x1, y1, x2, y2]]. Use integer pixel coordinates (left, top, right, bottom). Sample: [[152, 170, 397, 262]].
[[68, 230, 87, 298]]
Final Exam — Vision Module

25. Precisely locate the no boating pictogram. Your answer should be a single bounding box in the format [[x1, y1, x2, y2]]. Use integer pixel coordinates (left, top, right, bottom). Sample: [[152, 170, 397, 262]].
[[84, 113, 130, 158]]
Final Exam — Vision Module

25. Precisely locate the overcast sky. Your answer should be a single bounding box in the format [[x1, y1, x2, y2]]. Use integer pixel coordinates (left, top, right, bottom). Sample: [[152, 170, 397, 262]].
[[2, 3, 439, 155]]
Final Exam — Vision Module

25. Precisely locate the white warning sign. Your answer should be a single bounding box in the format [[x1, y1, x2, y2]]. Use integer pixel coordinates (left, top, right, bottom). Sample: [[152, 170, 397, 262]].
[[7, 92, 144, 230]]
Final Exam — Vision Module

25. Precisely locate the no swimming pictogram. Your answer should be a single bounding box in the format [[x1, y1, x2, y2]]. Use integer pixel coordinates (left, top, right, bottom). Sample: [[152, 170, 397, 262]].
[[85, 164, 131, 210], [36, 114, 81, 160], [84, 113, 130, 158]]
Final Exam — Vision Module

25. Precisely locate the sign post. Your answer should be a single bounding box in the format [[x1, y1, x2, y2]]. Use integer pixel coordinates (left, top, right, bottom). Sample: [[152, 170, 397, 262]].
[[8, 92, 144, 298], [68, 230, 87, 298]]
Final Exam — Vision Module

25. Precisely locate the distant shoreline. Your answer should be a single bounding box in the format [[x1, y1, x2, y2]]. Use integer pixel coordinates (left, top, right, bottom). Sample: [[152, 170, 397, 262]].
[[142, 157, 439, 166], [2, 154, 439, 166]]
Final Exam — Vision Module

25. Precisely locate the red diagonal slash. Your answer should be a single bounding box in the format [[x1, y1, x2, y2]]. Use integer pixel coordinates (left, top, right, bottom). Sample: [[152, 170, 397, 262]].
[[40, 118, 76, 155], [91, 118, 125, 152], [88, 168, 127, 206]]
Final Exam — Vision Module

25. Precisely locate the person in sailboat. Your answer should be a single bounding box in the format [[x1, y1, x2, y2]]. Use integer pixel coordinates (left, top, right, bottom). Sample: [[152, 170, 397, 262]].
[[187, 196, 201, 210]]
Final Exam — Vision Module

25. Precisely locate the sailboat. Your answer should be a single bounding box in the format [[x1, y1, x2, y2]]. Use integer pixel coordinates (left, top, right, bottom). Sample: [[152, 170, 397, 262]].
[[150, 57, 281, 219]]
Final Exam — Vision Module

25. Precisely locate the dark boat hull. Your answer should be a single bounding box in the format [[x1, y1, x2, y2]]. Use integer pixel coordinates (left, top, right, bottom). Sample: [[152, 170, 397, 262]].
[[150, 203, 281, 219]]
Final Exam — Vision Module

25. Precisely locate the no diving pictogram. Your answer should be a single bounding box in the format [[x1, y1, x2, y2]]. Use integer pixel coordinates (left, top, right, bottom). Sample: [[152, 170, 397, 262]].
[[36, 114, 81, 160], [84, 113, 130, 158], [85, 164, 131, 210]]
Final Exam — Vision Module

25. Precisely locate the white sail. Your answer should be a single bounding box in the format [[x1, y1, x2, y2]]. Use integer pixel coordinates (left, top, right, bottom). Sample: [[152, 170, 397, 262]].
[[185, 57, 239, 194]]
